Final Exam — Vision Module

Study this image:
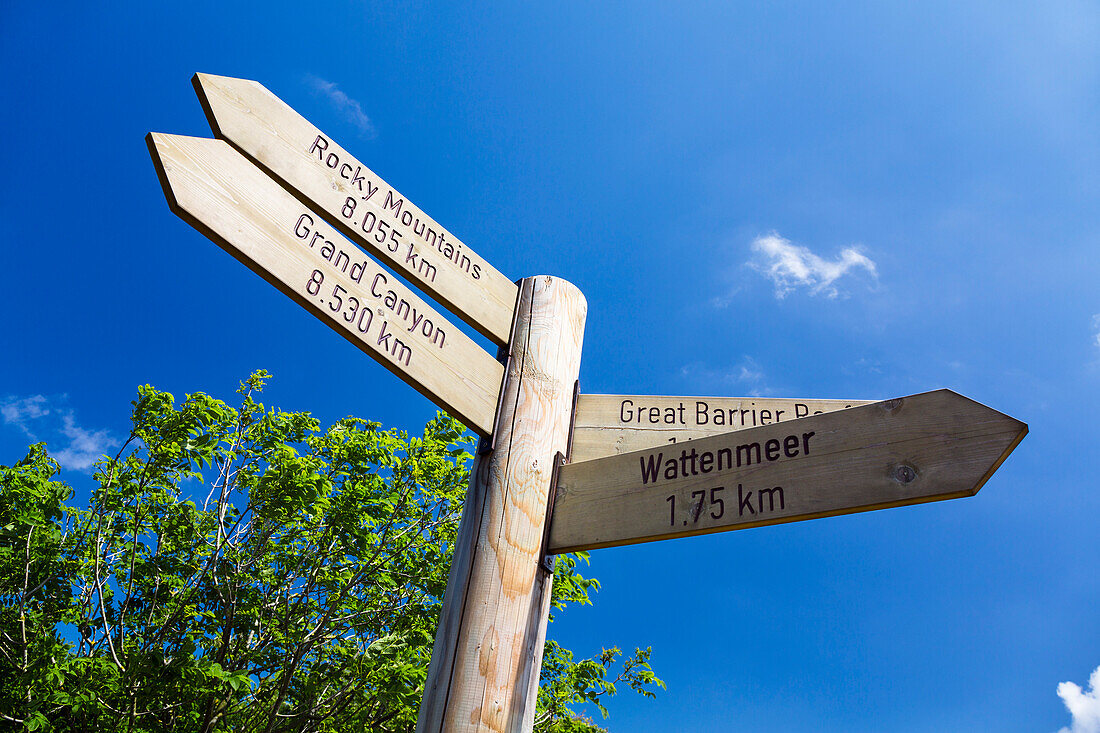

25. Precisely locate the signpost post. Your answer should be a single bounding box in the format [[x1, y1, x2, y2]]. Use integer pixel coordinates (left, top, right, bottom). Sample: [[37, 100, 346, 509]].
[[417, 277, 585, 732], [148, 73, 1027, 733]]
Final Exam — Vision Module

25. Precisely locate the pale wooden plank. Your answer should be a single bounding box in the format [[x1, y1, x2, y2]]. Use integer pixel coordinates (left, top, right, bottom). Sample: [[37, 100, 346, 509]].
[[192, 72, 518, 345], [417, 277, 587, 733], [572, 394, 874, 463], [147, 133, 504, 436], [549, 390, 1027, 553]]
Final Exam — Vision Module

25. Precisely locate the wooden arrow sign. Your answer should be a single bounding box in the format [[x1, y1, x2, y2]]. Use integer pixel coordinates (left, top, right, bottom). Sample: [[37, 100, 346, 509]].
[[192, 73, 518, 346], [147, 133, 504, 436], [571, 394, 874, 462], [548, 390, 1026, 553]]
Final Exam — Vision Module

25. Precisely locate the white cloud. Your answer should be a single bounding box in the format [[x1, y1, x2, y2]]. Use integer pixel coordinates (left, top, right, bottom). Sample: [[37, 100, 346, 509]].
[[733, 356, 765, 387], [1, 395, 119, 472], [1092, 314, 1100, 349], [749, 232, 878, 299], [1, 395, 50, 437], [53, 413, 120, 472], [680, 356, 771, 396], [304, 74, 376, 138], [709, 286, 741, 309], [1057, 665, 1100, 733]]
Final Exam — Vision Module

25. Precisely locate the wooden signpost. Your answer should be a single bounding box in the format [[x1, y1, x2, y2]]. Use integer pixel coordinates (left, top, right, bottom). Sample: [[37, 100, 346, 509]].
[[571, 394, 874, 462], [192, 73, 518, 346], [148, 73, 1028, 733], [551, 390, 1026, 553], [147, 132, 504, 436]]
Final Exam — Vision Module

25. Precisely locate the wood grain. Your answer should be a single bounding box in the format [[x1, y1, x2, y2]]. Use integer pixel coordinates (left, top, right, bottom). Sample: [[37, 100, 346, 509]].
[[417, 277, 586, 733], [147, 133, 504, 436], [549, 390, 1027, 553], [193, 73, 518, 345], [572, 394, 874, 463]]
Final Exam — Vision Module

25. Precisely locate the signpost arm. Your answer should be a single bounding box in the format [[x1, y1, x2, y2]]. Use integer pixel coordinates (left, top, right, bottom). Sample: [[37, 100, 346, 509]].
[[417, 276, 586, 733]]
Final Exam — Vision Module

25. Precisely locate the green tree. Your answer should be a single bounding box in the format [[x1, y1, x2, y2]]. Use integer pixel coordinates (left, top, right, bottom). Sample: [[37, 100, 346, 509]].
[[0, 372, 661, 732]]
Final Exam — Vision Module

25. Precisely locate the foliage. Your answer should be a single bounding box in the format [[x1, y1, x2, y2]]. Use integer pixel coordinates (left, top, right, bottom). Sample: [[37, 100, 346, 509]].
[[535, 644, 663, 733], [0, 372, 661, 731]]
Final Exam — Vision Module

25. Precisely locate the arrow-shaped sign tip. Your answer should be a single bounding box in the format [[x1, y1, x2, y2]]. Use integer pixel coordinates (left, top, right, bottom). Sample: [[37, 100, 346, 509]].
[[146, 133, 218, 223], [193, 73, 246, 142], [146, 132, 195, 220], [935, 389, 1028, 497]]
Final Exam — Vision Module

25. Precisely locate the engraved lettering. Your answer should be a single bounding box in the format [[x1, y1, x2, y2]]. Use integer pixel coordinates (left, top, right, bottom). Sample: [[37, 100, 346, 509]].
[[765, 439, 781, 461], [417, 255, 437, 283], [350, 166, 365, 191], [640, 452, 663, 484], [736, 442, 761, 467], [376, 321, 392, 352], [758, 486, 785, 512], [783, 435, 800, 458], [737, 485, 755, 516], [294, 213, 313, 239], [308, 135, 329, 159], [383, 190, 404, 217], [364, 180, 379, 200], [407, 308, 424, 333]]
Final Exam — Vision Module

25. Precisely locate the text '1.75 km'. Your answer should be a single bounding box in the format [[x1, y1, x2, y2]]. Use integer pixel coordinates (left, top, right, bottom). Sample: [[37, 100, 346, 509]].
[[644, 429, 813, 527]]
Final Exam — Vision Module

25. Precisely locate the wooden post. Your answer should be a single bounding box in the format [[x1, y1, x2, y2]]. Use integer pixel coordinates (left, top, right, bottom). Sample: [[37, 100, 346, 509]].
[[417, 276, 586, 733]]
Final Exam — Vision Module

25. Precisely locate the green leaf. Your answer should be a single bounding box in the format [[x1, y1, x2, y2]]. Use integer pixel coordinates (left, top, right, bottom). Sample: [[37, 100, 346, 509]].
[[0, 381, 658, 732]]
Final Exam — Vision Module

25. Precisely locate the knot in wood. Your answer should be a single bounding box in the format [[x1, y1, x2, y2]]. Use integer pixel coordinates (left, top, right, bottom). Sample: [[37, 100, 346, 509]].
[[516, 360, 558, 385], [892, 464, 918, 484]]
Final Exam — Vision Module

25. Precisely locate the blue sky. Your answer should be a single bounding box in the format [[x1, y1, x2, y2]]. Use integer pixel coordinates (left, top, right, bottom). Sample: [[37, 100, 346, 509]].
[[2, 2, 1099, 731]]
